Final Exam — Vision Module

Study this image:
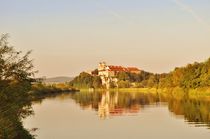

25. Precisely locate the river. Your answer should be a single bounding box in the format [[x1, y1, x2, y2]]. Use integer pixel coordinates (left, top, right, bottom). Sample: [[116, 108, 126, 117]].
[[23, 91, 210, 139]]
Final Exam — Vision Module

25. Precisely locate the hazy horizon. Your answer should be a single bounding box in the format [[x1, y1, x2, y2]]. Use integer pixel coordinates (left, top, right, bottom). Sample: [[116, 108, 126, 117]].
[[1, 0, 210, 77]]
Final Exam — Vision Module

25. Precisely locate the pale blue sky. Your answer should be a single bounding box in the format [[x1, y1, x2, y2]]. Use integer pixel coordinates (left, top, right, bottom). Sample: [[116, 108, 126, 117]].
[[0, 0, 210, 77]]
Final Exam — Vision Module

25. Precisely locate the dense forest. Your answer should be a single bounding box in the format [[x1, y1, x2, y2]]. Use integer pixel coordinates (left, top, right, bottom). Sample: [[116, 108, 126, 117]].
[[159, 59, 210, 89], [70, 58, 210, 89]]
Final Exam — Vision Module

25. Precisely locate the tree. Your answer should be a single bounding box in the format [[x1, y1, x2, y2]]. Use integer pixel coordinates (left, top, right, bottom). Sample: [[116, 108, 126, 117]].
[[147, 74, 159, 88], [118, 80, 130, 88], [91, 69, 98, 75], [116, 72, 130, 81], [69, 72, 102, 88], [0, 34, 35, 139], [92, 76, 102, 88]]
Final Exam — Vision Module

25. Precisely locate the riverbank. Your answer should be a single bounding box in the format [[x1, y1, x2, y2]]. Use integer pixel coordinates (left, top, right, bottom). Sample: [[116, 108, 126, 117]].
[[79, 88, 157, 92], [30, 83, 78, 100], [79, 87, 210, 98], [31, 84, 210, 101]]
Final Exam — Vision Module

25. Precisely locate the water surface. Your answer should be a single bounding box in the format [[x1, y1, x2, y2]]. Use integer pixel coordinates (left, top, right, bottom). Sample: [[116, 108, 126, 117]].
[[24, 91, 210, 139]]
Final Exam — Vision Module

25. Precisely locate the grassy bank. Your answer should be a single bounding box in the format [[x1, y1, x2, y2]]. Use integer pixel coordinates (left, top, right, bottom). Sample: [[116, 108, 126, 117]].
[[187, 88, 210, 99], [79, 87, 210, 98], [30, 83, 78, 100], [79, 87, 156, 93]]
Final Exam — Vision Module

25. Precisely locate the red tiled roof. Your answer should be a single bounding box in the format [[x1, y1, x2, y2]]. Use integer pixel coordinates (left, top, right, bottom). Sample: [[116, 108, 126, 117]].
[[108, 66, 126, 72], [127, 67, 140, 71], [107, 65, 140, 72]]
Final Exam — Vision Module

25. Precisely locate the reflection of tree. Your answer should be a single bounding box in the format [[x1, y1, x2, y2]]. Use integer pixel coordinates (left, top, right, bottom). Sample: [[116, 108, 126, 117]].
[[71, 91, 210, 128], [71, 91, 101, 110], [98, 91, 143, 119], [168, 96, 210, 128], [72, 91, 161, 119]]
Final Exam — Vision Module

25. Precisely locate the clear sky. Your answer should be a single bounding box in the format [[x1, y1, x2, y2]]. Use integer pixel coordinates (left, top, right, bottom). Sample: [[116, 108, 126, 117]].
[[0, 0, 210, 77]]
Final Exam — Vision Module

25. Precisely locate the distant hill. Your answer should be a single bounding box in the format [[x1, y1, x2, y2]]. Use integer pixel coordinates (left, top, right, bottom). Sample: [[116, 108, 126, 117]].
[[44, 76, 74, 83]]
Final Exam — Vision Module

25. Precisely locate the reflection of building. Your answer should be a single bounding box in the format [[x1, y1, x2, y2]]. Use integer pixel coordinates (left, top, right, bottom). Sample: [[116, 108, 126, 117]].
[[98, 91, 140, 119], [98, 62, 141, 88], [109, 105, 140, 116], [98, 91, 110, 119]]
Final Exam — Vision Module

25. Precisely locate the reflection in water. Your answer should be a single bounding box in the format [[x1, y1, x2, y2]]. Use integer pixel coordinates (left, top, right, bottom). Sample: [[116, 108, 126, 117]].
[[168, 96, 210, 128], [71, 91, 210, 129], [98, 91, 110, 119], [98, 91, 140, 119], [72, 91, 165, 119], [23, 91, 210, 139]]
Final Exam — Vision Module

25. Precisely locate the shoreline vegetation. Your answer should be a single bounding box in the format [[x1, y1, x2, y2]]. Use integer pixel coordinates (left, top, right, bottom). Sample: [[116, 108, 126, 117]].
[[80, 87, 210, 97], [29, 84, 210, 100], [0, 34, 77, 139], [0, 34, 36, 139], [70, 57, 210, 98], [30, 83, 78, 100]]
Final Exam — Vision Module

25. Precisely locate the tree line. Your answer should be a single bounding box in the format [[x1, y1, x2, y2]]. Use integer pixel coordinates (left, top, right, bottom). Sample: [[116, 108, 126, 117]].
[[158, 59, 210, 89], [70, 58, 210, 89], [69, 72, 102, 89]]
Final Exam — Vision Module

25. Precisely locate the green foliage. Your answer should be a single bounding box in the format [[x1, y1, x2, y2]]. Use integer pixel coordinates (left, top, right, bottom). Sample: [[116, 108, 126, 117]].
[[116, 71, 152, 83], [91, 69, 98, 75], [147, 74, 158, 88], [69, 72, 102, 89], [118, 80, 130, 88], [159, 59, 210, 89], [115, 71, 155, 88], [156, 58, 210, 89], [116, 72, 130, 81], [109, 81, 116, 88], [0, 35, 35, 82], [158, 74, 173, 88], [31, 83, 77, 99], [92, 76, 102, 88], [71, 57, 210, 90], [0, 34, 35, 139]]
